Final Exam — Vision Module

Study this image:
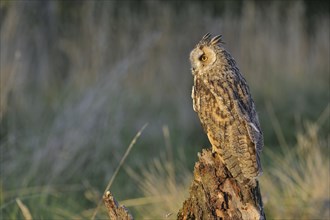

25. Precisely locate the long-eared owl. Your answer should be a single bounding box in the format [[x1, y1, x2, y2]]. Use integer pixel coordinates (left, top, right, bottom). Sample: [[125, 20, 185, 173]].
[[190, 33, 263, 185]]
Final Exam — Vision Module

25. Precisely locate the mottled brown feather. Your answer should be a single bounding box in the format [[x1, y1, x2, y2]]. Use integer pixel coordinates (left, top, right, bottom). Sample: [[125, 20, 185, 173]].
[[190, 33, 263, 185]]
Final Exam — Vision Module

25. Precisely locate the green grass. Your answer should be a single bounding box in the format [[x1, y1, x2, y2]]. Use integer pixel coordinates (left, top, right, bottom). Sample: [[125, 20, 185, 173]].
[[1, 1, 329, 219]]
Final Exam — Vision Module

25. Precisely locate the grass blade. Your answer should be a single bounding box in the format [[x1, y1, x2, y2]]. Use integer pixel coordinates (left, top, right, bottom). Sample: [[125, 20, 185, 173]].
[[91, 123, 148, 220], [16, 198, 33, 220]]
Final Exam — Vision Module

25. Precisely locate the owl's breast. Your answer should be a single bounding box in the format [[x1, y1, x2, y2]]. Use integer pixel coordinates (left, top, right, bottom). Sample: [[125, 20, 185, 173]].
[[192, 78, 231, 134]]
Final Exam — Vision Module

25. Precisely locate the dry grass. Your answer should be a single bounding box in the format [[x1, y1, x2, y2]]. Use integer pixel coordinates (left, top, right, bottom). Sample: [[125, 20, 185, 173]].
[[122, 126, 192, 219], [261, 107, 330, 218], [124, 157, 191, 219]]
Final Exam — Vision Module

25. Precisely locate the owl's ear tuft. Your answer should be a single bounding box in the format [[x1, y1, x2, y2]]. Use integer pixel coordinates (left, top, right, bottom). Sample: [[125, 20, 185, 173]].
[[202, 33, 211, 41], [210, 35, 224, 45]]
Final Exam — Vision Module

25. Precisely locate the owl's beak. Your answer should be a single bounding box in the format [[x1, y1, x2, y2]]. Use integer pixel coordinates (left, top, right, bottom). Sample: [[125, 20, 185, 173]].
[[191, 67, 198, 76], [191, 61, 198, 71], [191, 60, 201, 75]]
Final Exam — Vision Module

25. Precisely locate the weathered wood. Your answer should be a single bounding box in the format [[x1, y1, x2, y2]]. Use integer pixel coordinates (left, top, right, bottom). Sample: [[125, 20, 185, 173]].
[[177, 149, 265, 220], [103, 149, 265, 220], [103, 191, 133, 220]]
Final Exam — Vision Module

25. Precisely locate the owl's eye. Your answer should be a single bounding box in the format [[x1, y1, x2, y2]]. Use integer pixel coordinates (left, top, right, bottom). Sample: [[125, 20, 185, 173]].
[[200, 54, 208, 62]]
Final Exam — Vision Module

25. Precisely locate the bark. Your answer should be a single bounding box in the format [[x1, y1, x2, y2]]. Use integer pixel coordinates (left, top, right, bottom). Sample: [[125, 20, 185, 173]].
[[103, 149, 266, 220], [103, 191, 133, 220], [177, 149, 266, 220]]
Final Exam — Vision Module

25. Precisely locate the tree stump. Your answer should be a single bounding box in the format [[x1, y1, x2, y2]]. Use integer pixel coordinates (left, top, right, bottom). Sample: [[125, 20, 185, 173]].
[[103, 191, 133, 220], [103, 148, 265, 220], [177, 149, 265, 220]]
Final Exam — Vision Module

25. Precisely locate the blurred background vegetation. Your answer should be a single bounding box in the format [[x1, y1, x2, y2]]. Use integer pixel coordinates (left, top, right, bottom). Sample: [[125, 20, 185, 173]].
[[0, 0, 329, 219]]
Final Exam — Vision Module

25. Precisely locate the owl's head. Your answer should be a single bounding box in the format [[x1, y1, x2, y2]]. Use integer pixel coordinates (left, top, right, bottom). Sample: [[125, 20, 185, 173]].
[[190, 33, 224, 76]]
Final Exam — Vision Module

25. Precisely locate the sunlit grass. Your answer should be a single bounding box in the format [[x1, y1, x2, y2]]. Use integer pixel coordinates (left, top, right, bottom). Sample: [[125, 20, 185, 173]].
[[261, 108, 330, 218], [124, 157, 191, 219]]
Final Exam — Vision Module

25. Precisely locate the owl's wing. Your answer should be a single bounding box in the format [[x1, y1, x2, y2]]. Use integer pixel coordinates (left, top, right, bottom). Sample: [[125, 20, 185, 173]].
[[208, 76, 263, 174]]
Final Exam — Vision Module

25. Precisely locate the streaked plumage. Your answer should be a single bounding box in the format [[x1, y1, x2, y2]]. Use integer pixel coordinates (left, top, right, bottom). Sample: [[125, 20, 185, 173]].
[[190, 33, 263, 185]]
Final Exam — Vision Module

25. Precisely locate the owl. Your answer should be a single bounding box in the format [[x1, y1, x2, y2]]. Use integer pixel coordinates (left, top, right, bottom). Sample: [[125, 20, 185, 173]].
[[190, 33, 263, 185]]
